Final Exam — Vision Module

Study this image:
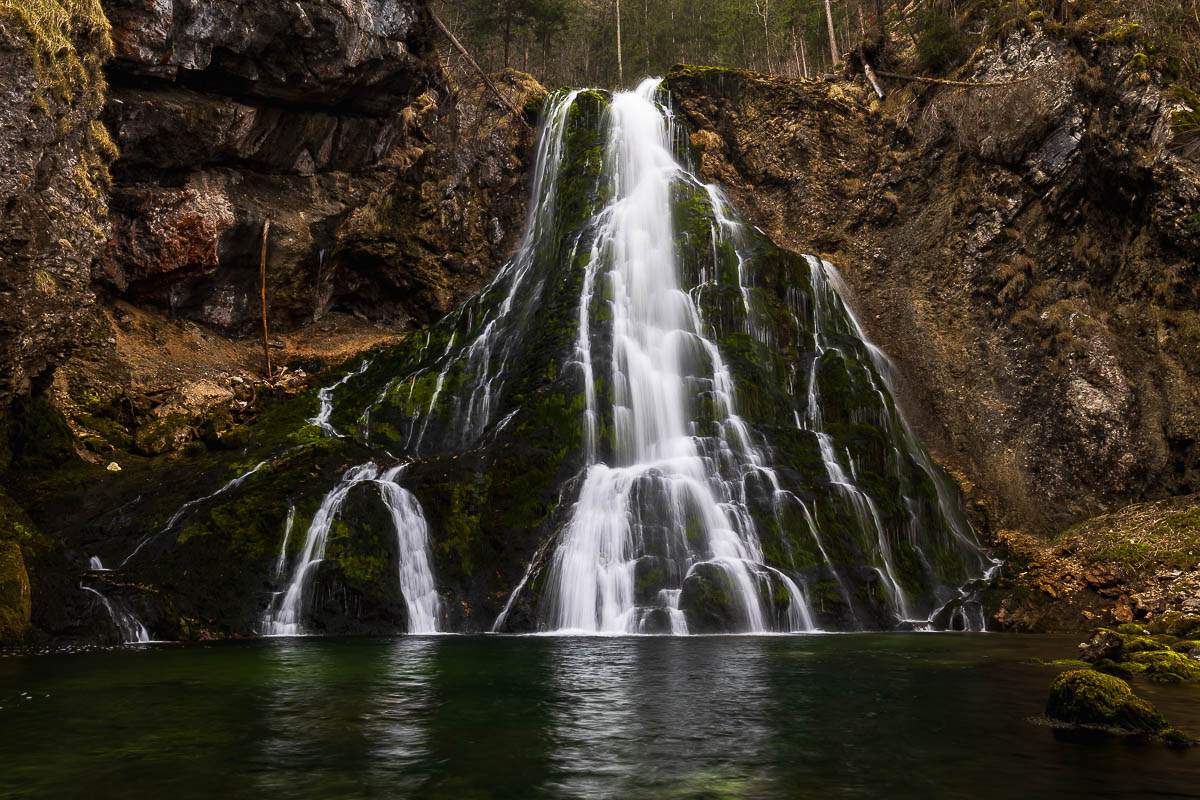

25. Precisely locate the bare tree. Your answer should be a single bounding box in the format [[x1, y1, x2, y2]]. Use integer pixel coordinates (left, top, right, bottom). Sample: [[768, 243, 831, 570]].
[[753, 0, 773, 73], [615, 0, 624, 85], [824, 0, 840, 66]]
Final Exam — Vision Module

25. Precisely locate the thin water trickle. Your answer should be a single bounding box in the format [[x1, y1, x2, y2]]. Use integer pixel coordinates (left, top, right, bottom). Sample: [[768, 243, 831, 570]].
[[80, 584, 150, 643]]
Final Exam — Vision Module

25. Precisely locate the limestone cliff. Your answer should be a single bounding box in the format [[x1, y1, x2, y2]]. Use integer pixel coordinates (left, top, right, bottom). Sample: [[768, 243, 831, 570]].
[[668, 21, 1200, 630]]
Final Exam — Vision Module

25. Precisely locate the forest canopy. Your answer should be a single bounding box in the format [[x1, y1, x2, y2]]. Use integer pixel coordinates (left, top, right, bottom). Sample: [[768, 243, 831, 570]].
[[434, 0, 1200, 90]]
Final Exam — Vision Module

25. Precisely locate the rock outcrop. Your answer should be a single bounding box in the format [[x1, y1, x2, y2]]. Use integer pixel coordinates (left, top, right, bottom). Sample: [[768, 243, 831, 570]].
[[668, 22, 1200, 629], [99, 0, 442, 331], [0, 0, 115, 402]]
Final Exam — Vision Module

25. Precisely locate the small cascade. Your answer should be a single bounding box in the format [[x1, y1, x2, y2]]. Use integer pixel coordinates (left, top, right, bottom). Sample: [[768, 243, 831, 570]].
[[377, 466, 440, 633], [263, 464, 380, 636], [80, 584, 150, 643], [88, 556, 107, 571], [272, 505, 296, 578], [263, 463, 441, 635], [311, 360, 370, 437]]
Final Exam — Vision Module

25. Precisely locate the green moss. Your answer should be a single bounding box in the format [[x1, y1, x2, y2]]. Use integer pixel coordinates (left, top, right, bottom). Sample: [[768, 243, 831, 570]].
[[1184, 212, 1200, 238], [0, 540, 31, 644], [0, 0, 112, 112], [917, 11, 971, 74], [1098, 18, 1143, 45], [439, 477, 487, 577], [1120, 649, 1200, 684], [133, 414, 192, 456], [1046, 669, 1167, 734]]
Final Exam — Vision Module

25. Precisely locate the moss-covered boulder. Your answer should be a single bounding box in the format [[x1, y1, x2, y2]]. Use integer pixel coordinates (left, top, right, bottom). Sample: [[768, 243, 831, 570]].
[[0, 540, 31, 643], [1079, 626, 1200, 684], [1149, 613, 1200, 640], [1046, 670, 1167, 734], [1120, 649, 1200, 685], [679, 563, 742, 633]]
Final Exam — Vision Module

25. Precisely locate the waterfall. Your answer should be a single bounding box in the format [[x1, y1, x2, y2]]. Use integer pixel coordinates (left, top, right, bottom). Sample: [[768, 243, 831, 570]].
[[377, 466, 440, 633], [311, 360, 370, 437], [263, 463, 441, 636], [544, 79, 808, 634], [264, 464, 380, 636], [251, 78, 994, 636], [80, 584, 151, 644]]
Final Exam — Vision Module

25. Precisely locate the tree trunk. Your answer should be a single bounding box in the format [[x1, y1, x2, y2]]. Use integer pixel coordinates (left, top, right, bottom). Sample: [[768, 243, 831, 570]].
[[875, 0, 887, 44], [429, 11, 533, 130], [615, 0, 624, 86], [504, 16, 512, 69], [824, 0, 839, 67], [791, 27, 803, 77]]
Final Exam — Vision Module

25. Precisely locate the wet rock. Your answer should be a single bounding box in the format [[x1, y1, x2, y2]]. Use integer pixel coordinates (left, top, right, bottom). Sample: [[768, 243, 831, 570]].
[[0, 0, 114, 402], [100, 0, 446, 333], [1045, 669, 1167, 734], [0, 540, 31, 643], [679, 563, 741, 634]]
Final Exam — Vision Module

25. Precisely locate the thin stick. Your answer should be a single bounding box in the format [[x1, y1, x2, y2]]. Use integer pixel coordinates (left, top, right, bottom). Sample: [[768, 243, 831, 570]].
[[875, 70, 1037, 88], [429, 11, 533, 130], [259, 219, 273, 381]]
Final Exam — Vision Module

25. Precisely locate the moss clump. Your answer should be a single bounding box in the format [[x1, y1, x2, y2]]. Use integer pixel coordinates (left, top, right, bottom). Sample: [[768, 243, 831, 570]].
[[0, 540, 31, 644], [0, 0, 113, 110], [1098, 18, 1143, 45], [1184, 212, 1200, 238], [1122, 649, 1200, 684], [1046, 670, 1167, 734]]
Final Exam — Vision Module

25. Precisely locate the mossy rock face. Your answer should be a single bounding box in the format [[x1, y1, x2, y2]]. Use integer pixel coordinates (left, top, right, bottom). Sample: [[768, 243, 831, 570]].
[[679, 562, 742, 633], [0, 540, 32, 643], [133, 414, 194, 456], [1149, 612, 1200, 640], [306, 481, 409, 635], [1046, 670, 1167, 734]]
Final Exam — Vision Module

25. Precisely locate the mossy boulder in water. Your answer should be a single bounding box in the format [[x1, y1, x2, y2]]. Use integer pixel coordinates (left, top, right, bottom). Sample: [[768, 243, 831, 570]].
[[0, 540, 31, 643], [1046, 670, 1167, 734], [1079, 626, 1200, 684], [679, 563, 742, 633], [304, 482, 409, 635]]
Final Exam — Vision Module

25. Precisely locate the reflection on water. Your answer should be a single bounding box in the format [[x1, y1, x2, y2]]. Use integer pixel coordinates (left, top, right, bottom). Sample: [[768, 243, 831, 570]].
[[1, 635, 1198, 800], [255, 638, 437, 797]]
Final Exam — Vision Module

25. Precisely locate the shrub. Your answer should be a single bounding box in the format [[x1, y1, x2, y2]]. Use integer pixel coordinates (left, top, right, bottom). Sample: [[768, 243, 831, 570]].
[[917, 11, 971, 74]]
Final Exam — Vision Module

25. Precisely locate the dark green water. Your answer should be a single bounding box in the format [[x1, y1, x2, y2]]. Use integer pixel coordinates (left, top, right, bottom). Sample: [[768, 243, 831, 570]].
[[1, 634, 1196, 799]]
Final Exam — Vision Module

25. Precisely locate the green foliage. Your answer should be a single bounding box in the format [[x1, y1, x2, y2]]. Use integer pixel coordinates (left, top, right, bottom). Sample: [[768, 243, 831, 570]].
[[917, 10, 970, 74]]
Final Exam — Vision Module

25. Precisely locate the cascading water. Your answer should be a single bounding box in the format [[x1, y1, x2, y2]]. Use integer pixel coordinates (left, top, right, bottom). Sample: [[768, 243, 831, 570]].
[[244, 78, 994, 636], [80, 584, 151, 643], [262, 463, 440, 636], [543, 80, 805, 634]]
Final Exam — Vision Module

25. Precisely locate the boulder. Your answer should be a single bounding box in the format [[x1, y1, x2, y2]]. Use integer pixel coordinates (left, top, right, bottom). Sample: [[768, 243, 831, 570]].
[[1046, 670, 1167, 734]]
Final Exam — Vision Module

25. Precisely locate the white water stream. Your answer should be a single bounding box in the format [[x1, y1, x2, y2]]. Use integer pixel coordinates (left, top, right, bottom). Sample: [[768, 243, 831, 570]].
[[263, 463, 439, 635], [544, 80, 810, 634]]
